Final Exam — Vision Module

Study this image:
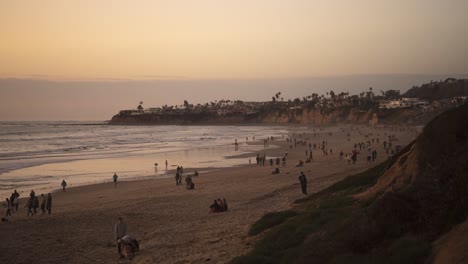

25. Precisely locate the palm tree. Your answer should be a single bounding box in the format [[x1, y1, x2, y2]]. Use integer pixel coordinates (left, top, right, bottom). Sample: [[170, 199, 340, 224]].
[[137, 101, 143, 112]]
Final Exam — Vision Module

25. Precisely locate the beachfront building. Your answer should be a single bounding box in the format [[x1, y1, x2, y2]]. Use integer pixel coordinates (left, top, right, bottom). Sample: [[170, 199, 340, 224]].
[[379, 98, 429, 109]]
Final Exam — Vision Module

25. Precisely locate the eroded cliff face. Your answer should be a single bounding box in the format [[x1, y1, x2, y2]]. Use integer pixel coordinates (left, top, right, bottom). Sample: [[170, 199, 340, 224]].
[[259, 108, 375, 125], [110, 112, 259, 125], [109, 107, 440, 125]]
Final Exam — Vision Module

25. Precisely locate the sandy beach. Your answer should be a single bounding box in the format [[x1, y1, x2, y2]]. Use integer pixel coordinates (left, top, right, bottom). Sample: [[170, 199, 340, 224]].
[[0, 125, 417, 264]]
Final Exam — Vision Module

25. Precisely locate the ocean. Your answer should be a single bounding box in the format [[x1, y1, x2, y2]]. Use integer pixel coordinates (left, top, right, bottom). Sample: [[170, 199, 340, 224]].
[[0, 122, 288, 197]]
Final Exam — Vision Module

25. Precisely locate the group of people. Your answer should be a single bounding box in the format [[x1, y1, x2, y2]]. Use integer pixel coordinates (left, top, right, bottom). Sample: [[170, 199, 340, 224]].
[[3, 189, 52, 219], [209, 198, 228, 213], [25, 190, 52, 216], [174, 166, 198, 190]]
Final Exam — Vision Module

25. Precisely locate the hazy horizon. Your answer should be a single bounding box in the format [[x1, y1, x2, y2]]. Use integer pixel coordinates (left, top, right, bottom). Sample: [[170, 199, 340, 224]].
[[1, 74, 467, 121]]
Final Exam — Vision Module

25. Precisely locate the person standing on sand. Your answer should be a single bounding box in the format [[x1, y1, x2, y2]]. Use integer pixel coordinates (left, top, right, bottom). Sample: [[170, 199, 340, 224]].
[[165, 160, 168, 169], [33, 195, 39, 215], [13, 196, 19, 211], [298, 172, 308, 195], [115, 217, 127, 257], [10, 190, 20, 211], [113, 173, 118, 188], [45, 193, 52, 214], [40, 194, 46, 215], [26, 190, 35, 216], [61, 179, 67, 192], [5, 198, 12, 217]]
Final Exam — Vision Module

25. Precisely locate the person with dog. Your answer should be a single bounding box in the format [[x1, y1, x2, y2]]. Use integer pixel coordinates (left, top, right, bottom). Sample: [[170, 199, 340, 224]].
[[115, 217, 127, 257]]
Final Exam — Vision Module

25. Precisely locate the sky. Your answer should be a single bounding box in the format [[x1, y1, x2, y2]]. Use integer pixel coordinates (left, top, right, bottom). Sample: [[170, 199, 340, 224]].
[[1, 0, 467, 120]]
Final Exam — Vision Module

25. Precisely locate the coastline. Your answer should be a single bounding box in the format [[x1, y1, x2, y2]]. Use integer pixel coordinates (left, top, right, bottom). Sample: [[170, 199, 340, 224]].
[[0, 125, 417, 264]]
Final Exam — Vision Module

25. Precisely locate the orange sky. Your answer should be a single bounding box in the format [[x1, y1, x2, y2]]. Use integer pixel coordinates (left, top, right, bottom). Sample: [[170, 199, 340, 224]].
[[1, 0, 467, 80]]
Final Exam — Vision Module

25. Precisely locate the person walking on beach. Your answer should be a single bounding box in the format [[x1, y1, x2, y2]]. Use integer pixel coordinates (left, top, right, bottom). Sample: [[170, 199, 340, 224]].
[[11, 190, 20, 211], [45, 193, 52, 214], [5, 198, 12, 217], [165, 160, 168, 169], [33, 195, 39, 215], [115, 217, 127, 257], [113, 173, 118, 188], [61, 179, 67, 192], [40, 194, 46, 215], [26, 190, 35, 216], [13, 196, 19, 212], [298, 172, 308, 195]]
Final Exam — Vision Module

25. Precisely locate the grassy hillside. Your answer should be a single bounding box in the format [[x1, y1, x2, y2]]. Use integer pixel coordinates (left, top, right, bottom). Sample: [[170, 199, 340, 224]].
[[231, 103, 468, 264]]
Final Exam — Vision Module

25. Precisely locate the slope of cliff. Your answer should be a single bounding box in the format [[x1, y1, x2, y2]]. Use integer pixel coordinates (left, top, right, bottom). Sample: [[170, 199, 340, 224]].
[[231, 103, 468, 264]]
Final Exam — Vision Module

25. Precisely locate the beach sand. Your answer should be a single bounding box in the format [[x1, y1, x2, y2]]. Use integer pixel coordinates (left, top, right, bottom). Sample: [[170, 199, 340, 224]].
[[0, 125, 417, 264]]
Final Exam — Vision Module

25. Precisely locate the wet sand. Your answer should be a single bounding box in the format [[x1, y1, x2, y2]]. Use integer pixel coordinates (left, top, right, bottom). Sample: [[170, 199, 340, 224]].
[[0, 125, 417, 264]]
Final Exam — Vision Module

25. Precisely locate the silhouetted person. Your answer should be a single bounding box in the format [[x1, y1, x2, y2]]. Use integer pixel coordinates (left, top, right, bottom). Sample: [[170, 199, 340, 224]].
[[113, 173, 118, 188], [298, 172, 308, 195], [46, 193, 52, 214], [61, 179, 67, 191], [115, 217, 127, 256]]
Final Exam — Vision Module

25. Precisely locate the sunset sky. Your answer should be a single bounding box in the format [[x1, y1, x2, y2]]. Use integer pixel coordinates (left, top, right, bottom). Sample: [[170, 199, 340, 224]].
[[1, 0, 467, 120]]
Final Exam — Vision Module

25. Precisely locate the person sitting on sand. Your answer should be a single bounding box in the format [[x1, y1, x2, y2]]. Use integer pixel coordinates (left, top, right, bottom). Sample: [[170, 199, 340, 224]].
[[296, 160, 304, 167], [118, 235, 139, 259], [209, 200, 221, 214], [272, 167, 280, 174], [193, 171, 199, 177], [218, 198, 225, 212], [185, 175, 195, 190]]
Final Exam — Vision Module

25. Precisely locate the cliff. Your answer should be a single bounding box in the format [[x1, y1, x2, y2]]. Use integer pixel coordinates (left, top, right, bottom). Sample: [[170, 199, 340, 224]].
[[110, 106, 444, 126], [232, 102, 468, 264]]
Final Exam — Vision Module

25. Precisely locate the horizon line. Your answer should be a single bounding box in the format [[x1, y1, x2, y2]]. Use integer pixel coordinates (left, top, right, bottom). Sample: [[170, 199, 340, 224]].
[[1, 73, 467, 83]]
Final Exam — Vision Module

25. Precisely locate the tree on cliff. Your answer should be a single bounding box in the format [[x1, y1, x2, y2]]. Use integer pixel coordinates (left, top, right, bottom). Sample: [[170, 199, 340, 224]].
[[137, 101, 143, 112]]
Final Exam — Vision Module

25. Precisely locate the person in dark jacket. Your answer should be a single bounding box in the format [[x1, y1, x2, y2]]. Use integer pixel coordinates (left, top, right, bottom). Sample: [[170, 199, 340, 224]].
[[45, 193, 52, 214], [298, 172, 308, 195]]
